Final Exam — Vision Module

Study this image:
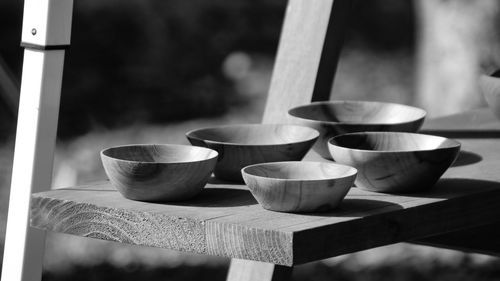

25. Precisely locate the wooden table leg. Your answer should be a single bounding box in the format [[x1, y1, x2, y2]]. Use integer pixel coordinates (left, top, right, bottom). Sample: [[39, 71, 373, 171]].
[[226, 259, 293, 281]]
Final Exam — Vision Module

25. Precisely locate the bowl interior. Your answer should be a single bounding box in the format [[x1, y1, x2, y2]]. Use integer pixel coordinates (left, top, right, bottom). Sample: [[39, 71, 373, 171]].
[[243, 162, 356, 181], [102, 144, 217, 163], [289, 101, 426, 124], [330, 132, 459, 152], [187, 124, 318, 145]]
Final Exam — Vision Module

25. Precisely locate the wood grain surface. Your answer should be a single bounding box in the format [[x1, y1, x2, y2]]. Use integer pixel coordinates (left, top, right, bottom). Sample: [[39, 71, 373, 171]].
[[288, 101, 426, 159], [186, 124, 318, 182], [101, 144, 218, 202], [31, 135, 500, 265], [413, 108, 500, 255], [242, 161, 356, 212], [328, 132, 460, 193]]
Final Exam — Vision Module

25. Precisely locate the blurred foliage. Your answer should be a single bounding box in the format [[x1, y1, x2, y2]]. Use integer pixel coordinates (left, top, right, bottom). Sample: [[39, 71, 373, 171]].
[[43, 263, 229, 281], [0, 1, 22, 74], [42, 257, 500, 281], [57, 0, 287, 139], [348, 0, 415, 50], [0, 0, 415, 140], [0, 0, 22, 142]]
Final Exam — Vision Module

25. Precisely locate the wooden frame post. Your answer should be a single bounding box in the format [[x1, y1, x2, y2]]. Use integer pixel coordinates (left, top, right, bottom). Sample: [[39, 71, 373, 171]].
[[227, 260, 293, 281], [262, 0, 352, 124], [1, 0, 73, 280], [228, 0, 352, 280]]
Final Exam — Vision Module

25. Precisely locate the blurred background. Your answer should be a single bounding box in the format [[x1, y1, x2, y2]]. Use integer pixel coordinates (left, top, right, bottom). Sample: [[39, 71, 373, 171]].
[[1, 0, 500, 280]]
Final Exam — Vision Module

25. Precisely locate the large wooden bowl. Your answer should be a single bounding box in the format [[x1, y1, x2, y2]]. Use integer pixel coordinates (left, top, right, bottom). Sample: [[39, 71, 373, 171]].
[[101, 144, 218, 201], [186, 124, 319, 182], [242, 161, 357, 212], [328, 132, 460, 193], [288, 101, 427, 159]]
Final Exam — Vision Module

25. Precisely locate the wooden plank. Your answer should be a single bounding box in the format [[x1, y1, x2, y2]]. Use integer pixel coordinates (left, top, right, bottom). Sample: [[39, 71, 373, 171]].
[[29, 137, 500, 266], [262, 0, 352, 124], [420, 108, 500, 138], [226, 260, 292, 281], [292, 180, 500, 263], [413, 108, 500, 255]]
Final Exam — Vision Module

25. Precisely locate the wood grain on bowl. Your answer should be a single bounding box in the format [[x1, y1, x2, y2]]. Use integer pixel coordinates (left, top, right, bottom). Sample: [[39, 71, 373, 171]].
[[288, 101, 426, 159], [101, 144, 218, 202], [328, 132, 460, 193], [186, 124, 319, 182], [242, 161, 357, 212]]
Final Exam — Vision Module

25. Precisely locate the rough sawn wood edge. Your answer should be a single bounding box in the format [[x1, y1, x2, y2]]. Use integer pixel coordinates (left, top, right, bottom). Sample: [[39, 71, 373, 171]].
[[30, 194, 296, 266], [30, 186, 500, 266]]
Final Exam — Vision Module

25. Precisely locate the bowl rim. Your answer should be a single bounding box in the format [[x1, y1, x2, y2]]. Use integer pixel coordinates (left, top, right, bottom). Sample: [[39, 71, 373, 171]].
[[288, 100, 427, 125], [100, 143, 218, 164], [328, 132, 461, 153], [185, 123, 320, 147], [241, 161, 357, 183]]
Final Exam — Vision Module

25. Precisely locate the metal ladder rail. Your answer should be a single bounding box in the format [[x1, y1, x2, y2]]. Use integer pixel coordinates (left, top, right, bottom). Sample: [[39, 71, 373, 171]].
[[1, 0, 74, 280]]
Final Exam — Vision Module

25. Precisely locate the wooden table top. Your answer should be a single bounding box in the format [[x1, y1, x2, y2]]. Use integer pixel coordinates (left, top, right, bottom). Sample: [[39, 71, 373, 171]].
[[420, 107, 500, 138], [30, 108, 500, 266]]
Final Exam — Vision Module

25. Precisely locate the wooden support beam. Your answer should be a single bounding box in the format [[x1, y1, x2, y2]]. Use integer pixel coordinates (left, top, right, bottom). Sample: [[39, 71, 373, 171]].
[[226, 260, 293, 281], [262, 0, 352, 124]]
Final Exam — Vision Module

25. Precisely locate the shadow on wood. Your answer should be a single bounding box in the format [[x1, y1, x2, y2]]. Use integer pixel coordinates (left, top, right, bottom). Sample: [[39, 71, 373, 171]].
[[397, 178, 500, 200], [451, 151, 483, 167], [170, 188, 258, 208]]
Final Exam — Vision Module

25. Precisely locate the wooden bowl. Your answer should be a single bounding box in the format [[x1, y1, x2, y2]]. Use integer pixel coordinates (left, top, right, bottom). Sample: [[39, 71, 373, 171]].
[[328, 132, 461, 193], [186, 124, 319, 182], [480, 70, 500, 119], [288, 101, 427, 159], [242, 161, 357, 212], [101, 144, 218, 201]]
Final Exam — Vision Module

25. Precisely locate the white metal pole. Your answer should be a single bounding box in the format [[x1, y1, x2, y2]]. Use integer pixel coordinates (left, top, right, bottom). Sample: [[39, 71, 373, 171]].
[[1, 0, 73, 280]]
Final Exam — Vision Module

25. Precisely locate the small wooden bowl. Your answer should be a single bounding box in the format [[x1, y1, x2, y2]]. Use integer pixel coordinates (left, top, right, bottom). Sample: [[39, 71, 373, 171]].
[[480, 71, 500, 119], [186, 124, 319, 182], [288, 101, 427, 159], [242, 161, 357, 212], [328, 132, 461, 193], [101, 144, 218, 202]]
